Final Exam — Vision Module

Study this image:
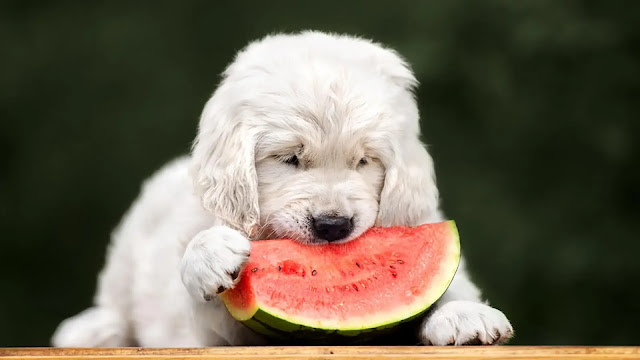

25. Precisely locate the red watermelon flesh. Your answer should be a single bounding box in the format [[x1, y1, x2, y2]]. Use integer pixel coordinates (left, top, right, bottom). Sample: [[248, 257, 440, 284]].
[[220, 221, 460, 338]]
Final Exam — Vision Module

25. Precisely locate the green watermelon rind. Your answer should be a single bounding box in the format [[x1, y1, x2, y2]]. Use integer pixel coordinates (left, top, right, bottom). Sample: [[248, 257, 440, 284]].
[[229, 221, 461, 335], [242, 318, 286, 339], [245, 301, 438, 341]]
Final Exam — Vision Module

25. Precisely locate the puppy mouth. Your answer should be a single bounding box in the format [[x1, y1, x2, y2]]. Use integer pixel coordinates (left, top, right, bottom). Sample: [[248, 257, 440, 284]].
[[267, 229, 364, 245], [261, 216, 366, 245]]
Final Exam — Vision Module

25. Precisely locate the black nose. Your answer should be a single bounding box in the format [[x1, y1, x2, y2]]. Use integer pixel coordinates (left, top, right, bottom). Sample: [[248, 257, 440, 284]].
[[312, 216, 353, 242]]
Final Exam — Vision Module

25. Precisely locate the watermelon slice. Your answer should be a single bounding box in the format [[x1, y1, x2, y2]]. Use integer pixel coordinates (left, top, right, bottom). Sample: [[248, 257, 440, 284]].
[[220, 221, 460, 341]]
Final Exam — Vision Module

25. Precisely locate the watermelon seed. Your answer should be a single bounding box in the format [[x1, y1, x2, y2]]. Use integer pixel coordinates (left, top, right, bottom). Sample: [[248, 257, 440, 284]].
[[345, 285, 350, 291], [356, 262, 361, 268], [360, 281, 366, 289], [389, 265, 396, 270], [312, 269, 317, 276], [278, 265, 282, 271], [397, 260, 404, 264], [391, 272, 397, 277], [390, 260, 396, 264], [371, 261, 377, 265], [251, 267, 258, 272]]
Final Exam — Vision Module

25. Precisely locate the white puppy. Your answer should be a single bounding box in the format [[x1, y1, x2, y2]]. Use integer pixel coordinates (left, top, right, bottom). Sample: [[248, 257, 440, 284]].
[[52, 31, 513, 347]]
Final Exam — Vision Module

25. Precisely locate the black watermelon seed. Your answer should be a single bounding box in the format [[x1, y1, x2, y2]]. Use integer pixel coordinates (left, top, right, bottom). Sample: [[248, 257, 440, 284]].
[[356, 262, 361, 268], [352, 284, 359, 291], [397, 260, 404, 264], [391, 272, 397, 277], [312, 269, 317, 276], [390, 265, 396, 270], [251, 267, 258, 272], [278, 265, 282, 271]]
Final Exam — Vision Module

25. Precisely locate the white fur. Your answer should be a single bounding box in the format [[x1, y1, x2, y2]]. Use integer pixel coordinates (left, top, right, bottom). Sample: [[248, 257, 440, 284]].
[[51, 31, 513, 347], [181, 226, 250, 301], [421, 301, 513, 345]]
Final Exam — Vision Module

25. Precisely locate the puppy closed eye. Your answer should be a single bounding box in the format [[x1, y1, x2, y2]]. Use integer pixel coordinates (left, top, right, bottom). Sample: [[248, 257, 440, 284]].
[[357, 157, 368, 167], [282, 155, 300, 167]]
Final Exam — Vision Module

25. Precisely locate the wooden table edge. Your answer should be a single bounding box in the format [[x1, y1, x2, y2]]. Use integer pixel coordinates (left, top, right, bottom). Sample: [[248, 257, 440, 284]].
[[1, 346, 639, 359]]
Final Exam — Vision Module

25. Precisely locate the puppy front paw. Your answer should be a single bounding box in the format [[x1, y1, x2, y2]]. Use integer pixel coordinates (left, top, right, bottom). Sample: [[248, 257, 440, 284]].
[[180, 226, 251, 302], [420, 300, 513, 346]]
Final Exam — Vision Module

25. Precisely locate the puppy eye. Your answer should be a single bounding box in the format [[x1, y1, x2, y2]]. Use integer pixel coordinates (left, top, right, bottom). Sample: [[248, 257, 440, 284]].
[[283, 155, 300, 167], [358, 157, 368, 167]]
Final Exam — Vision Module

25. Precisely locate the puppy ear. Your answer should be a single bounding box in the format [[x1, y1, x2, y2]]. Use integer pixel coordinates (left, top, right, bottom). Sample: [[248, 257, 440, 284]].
[[376, 137, 441, 227], [371, 43, 441, 226], [190, 87, 259, 237]]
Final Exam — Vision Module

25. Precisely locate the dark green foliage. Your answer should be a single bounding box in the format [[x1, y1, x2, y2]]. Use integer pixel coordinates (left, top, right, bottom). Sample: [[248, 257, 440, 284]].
[[1, 0, 638, 346]]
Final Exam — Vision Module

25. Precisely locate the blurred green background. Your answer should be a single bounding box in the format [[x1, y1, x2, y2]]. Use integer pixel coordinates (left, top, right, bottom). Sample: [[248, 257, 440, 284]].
[[1, 0, 638, 347]]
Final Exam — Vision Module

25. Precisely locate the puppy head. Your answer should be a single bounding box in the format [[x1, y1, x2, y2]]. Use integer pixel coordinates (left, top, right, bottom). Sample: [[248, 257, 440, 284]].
[[191, 31, 440, 243]]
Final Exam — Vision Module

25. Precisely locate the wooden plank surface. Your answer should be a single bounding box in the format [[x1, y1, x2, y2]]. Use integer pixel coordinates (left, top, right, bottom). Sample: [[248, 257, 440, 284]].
[[1, 347, 639, 360]]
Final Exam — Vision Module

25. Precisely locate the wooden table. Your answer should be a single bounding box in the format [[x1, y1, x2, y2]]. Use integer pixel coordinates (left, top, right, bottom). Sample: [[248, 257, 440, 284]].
[[1, 347, 639, 359]]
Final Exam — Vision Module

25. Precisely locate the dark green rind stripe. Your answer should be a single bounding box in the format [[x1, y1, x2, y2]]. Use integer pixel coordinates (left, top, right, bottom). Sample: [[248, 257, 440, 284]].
[[243, 303, 436, 344], [242, 318, 286, 339], [253, 308, 302, 332]]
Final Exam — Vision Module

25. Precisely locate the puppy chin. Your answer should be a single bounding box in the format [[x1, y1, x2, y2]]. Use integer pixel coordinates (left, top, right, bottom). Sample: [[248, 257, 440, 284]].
[[281, 232, 361, 246]]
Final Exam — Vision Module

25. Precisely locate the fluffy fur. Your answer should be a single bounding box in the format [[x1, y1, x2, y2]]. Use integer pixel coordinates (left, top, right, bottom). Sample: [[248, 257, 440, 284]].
[[52, 31, 513, 347]]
